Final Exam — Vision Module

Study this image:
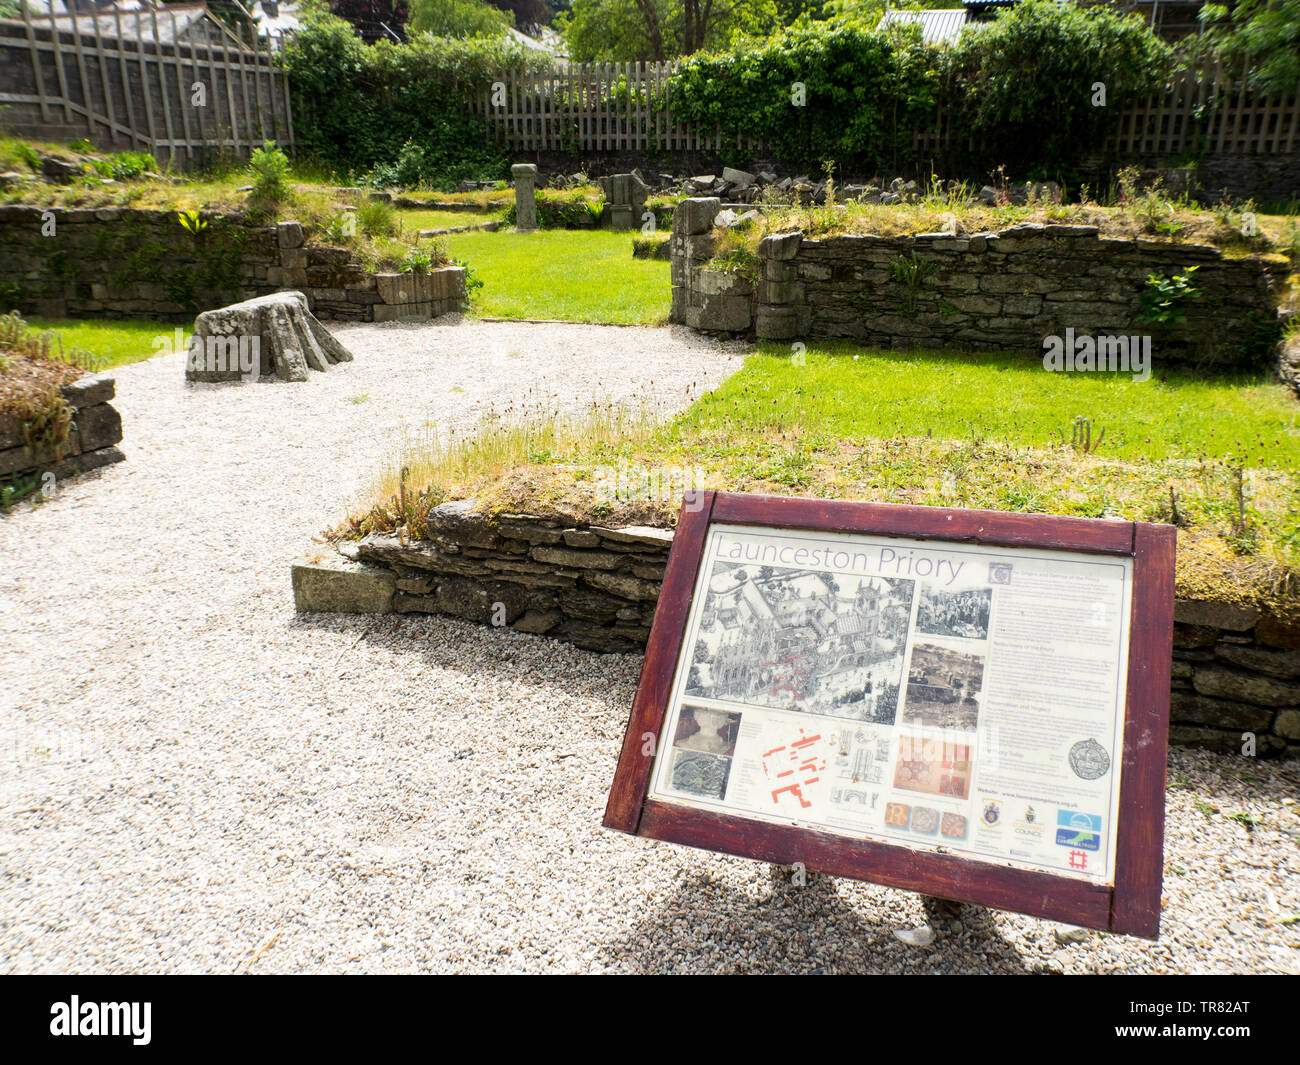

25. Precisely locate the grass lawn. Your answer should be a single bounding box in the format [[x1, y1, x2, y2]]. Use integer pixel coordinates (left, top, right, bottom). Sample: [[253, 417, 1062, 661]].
[[684, 344, 1300, 468], [24, 317, 169, 370], [399, 208, 504, 232], [444, 230, 670, 324]]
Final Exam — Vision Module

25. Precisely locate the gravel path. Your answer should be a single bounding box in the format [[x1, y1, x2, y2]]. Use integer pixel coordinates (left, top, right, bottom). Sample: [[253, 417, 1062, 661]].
[[2, 317, 1297, 974]]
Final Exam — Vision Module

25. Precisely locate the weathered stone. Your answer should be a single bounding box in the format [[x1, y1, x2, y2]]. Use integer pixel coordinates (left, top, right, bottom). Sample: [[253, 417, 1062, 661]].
[[562, 529, 602, 548], [1214, 643, 1300, 678], [1256, 614, 1300, 649], [426, 499, 501, 548], [1174, 600, 1261, 631], [1169, 725, 1283, 756], [1170, 691, 1275, 731], [1192, 667, 1300, 707], [594, 525, 674, 547], [277, 220, 304, 249], [511, 163, 539, 232], [186, 291, 354, 383], [1172, 623, 1219, 649], [75, 403, 123, 451], [60, 372, 115, 407], [395, 576, 435, 594], [292, 553, 395, 614], [434, 577, 528, 623], [498, 521, 564, 544], [675, 197, 721, 236], [1275, 709, 1300, 740], [513, 609, 562, 634], [532, 544, 623, 570], [583, 570, 661, 601]]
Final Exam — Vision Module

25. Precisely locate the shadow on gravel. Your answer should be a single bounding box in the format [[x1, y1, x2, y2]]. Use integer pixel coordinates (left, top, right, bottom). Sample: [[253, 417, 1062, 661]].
[[598, 866, 1031, 975]]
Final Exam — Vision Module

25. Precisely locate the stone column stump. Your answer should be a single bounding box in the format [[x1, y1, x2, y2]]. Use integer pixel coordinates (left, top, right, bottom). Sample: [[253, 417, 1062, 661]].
[[185, 290, 355, 383], [511, 163, 539, 233]]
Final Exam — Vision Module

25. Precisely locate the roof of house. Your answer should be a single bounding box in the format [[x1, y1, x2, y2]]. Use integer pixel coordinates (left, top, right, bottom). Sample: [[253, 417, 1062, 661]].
[[879, 8, 969, 45], [31, 2, 247, 48]]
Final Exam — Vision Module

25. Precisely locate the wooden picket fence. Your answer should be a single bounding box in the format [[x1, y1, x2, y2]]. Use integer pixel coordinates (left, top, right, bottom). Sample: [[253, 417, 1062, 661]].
[[470, 61, 762, 154], [0, 5, 293, 169], [914, 63, 1300, 158]]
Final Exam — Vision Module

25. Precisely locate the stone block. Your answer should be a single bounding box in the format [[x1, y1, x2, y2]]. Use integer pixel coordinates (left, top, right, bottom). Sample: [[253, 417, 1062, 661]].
[[1174, 599, 1260, 631], [426, 498, 501, 548], [1214, 643, 1300, 678], [583, 571, 662, 601], [690, 294, 751, 332], [696, 269, 751, 297], [675, 198, 721, 236], [758, 231, 803, 260], [1192, 666, 1299, 707], [75, 403, 123, 452], [61, 372, 115, 407], [755, 306, 799, 339], [292, 553, 395, 614], [594, 525, 673, 547], [1256, 614, 1300, 649], [1170, 691, 1275, 731], [532, 545, 623, 570], [277, 220, 304, 249]]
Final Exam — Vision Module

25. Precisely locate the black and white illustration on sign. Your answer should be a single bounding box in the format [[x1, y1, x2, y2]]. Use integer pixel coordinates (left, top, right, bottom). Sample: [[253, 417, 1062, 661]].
[[683, 564, 915, 723]]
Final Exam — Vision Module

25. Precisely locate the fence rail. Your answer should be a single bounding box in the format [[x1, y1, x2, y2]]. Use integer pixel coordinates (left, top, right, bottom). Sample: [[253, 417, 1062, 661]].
[[914, 63, 1300, 159], [470, 61, 762, 154], [0, 7, 293, 169], [481, 61, 1300, 161]]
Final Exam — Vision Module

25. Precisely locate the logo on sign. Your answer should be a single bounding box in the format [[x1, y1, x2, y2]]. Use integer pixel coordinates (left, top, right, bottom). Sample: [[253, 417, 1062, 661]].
[[1055, 828, 1100, 851], [1056, 810, 1102, 833]]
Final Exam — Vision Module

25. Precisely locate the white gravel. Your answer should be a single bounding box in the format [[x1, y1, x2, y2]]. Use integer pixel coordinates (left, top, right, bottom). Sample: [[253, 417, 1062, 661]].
[[1, 317, 1297, 974]]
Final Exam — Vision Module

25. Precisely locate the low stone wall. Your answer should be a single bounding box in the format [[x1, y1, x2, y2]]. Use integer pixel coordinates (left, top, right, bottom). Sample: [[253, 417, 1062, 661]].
[[294, 501, 1300, 758], [669, 198, 1287, 367], [0, 371, 124, 484], [0, 206, 464, 323], [1171, 601, 1300, 757]]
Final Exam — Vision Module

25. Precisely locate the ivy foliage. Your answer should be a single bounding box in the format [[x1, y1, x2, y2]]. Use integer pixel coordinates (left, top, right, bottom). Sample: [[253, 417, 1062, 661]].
[[942, 0, 1173, 171], [667, 21, 940, 173], [280, 16, 550, 185]]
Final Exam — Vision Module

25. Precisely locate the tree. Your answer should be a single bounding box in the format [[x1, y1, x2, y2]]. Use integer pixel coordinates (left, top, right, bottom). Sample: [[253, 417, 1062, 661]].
[[559, 0, 780, 61], [1200, 0, 1300, 96], [331, 0, 411, 41], [409, 0, 513, 36]]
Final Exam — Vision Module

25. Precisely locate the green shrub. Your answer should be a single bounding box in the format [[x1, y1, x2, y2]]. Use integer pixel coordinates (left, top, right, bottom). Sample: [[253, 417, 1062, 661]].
[[358, 199, 399, 238], [1139, 267, 1202, 325], [668, 22, 940, 174], [248, 141, 292, 202], [943, 0, 1172, 172], [281, 17, 544, 183], [89, 151, 157, 180]]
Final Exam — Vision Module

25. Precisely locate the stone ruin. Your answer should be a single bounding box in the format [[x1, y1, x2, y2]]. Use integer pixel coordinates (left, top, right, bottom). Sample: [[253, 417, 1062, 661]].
[[596, 171, 651, 230], [185, 291, 356, 383]]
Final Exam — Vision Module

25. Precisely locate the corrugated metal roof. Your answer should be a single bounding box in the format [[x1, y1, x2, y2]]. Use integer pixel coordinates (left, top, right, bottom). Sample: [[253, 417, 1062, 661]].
[[879, 9, 969, 45]]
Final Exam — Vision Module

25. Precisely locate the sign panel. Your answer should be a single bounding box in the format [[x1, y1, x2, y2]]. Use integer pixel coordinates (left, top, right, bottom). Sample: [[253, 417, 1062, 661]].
[[604, 493, 1175, 938]]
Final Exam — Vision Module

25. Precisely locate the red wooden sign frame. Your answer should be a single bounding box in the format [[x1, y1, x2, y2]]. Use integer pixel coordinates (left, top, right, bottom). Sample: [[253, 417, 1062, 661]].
[[603, 491, 1175, 939]]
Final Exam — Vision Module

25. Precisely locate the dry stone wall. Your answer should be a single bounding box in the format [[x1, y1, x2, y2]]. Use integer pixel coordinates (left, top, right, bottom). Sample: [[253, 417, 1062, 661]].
[[0, 206, 464, 323], [0, 371, 124, 484], [293, 501, 1300, 758], [670, 198, 1287, 367]]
